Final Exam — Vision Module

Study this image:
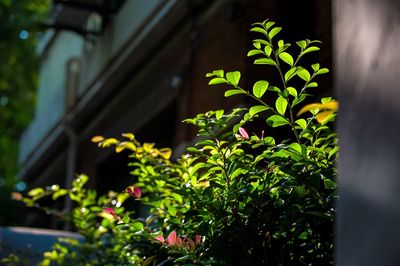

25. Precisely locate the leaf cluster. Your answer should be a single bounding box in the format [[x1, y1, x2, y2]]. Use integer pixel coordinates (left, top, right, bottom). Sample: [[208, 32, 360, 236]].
[[9, 19, 338, 266]]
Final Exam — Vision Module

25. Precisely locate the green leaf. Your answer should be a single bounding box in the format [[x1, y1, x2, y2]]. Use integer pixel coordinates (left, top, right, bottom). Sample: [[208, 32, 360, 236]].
[[292, 94, 308, 107], [306, 82, 318, 88], [302, 46, 320, 55], [324, 179, 336, 189], [295, 119, 307, 129], [208, 78, 226, 85], [252, 80, 269, 98], [224, 89, 245, 97], [265, 21, 275, 30], [288, 143, 302, 154], [52, 189, 68, 200], [171, 193, 183, 203], [215, 110, 224, 119], [284, 67, 299, 81], [278, 40, 284, 47], [317, 68, 329, 75], [254, 58, 276, 66], [226, 71, 241, 85], [321, 97, 332, 104], [90, 206, 103, 212], [275, 96, 288, 115], [296, 40, 307, 49], [268, 86, 281, 93], [249, 105, 269, 116], [266, 115, 289, 127], [168, 205, 177, 216], [263, 136, 275, 145], [253, 42, 261, 49], [276, 43, 291, 55], [205, 72, 214, 77], [264, 46, 272, 56], [213, 70, 224, 77], [311, 63, 320, 72], [328, 146, 339, 159], [131, 221, 144, 231], [287, 87, 297, 97], [28, 188, 44, 197], [250, 27, 267, 35], [297, 69, 311, 81], [253, 39, 270, 46], [279, 52, 294, 66], [247, 49, 263, 57], [231, 168, 245, 179], [268, 27, 282, 39]]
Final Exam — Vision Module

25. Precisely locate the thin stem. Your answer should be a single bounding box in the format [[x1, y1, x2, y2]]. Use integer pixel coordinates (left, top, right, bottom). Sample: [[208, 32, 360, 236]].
[[267, 37, 301, 144]]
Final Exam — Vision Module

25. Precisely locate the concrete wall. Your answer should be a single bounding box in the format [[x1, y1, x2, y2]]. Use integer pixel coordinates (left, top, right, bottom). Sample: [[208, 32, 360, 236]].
[[78, 0, 164, 95], [19, 32, 83, 164], [335, 0, 400, 265]]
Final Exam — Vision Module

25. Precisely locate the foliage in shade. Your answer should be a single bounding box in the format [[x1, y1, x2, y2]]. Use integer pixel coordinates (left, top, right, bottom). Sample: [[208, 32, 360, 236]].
[[6, 19, 338, 265], [0, 0, 49, 226]]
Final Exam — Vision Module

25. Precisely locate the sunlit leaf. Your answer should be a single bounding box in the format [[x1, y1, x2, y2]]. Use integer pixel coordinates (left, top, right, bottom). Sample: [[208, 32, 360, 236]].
[[279, 52, 293, 66], [268, 27, 282, 39], [226, 71, 241, 85], [297, 69, 311, 81], [247, 49, 263, 57], [208, 78, 226, 85], [254, 58, 276, 66], [252, 80, 269, 98], [249, 105, 269, 116], [287, 87, 297, 97], [91, 136, 104, 143], [224, 89, 245, 97], [266, 115, 289, 127], [275, 96, 288, 115], [302, 46, 320, 55]]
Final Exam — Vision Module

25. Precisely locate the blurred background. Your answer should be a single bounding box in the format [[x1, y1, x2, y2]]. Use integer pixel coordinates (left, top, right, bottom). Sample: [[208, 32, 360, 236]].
[[0, 0, 332, 228]]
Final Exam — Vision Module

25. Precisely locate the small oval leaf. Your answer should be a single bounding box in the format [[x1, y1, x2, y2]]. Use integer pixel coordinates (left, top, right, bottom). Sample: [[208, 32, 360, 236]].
[[208, 78, 227, 85], [226, 71, 241, 85], [268, 27, 282, 39], [254, 58, 276, 66], [249, 105, 269, 116], [275, 96, 288, 115], [224, 89, 245, 97], [266, 115, 289, 127], [252, 80, 269, 98], [278, 52, 294, 66], [298, 69, 311, 81]]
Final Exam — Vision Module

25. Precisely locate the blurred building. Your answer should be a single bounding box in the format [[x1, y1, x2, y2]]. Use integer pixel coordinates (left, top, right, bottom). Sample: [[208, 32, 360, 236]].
[[18, 0, 332, 227]]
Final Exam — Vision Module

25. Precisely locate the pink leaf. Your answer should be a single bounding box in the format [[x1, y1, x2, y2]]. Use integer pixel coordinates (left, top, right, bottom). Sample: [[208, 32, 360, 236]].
[[195, 235, 202, 244], [155, 235, 165, 243], [239, 127, 249, 140], [167, 231, 177, 245], [133, 187, 142, 198]]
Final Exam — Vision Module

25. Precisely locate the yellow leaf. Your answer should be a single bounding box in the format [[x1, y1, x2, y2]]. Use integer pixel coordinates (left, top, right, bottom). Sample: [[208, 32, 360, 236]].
[[91, 136, 104, 143], [316, 111, 335, 124], [115, 146, 125, 153], [321, 100, 339, 111], [143, 143, 155, 152], [100, 138, 118, 147], [297, 103, 322, 116], [97, 211, 115, 220], [159, 148, 172, 160], [122, 133, 135, 140], [195, 180, 210, 188], [115, 142, 136, 153], [124, 142, 136, 151], [297, 100, 339, 116]]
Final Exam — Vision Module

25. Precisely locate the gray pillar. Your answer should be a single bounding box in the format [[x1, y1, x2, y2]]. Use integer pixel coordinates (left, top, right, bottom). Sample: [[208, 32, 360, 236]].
[[335, 0, 400, 265]]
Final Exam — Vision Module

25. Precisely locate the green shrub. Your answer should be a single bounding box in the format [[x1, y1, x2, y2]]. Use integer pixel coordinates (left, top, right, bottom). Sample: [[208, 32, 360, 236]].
[[11, 19, 337, 266]]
